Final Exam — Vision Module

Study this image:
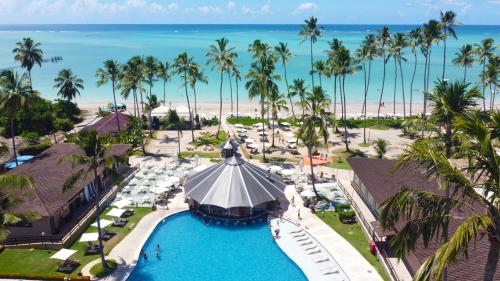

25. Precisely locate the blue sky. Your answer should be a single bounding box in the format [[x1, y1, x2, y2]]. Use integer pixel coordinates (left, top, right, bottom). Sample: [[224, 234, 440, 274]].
[[1, 0, 499, 24]]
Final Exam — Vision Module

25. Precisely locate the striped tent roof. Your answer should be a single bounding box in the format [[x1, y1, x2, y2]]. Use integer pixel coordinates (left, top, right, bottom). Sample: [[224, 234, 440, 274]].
[[184, 156, 285, 209]]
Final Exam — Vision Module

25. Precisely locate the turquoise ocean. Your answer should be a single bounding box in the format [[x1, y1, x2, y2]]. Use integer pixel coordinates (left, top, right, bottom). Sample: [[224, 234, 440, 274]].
[[0, 24, 498, 106]]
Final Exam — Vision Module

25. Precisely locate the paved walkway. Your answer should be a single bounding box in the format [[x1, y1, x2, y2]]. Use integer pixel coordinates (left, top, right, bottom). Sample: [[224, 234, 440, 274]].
[[81, 190, 189, 281], [279, 184, 383, 281]]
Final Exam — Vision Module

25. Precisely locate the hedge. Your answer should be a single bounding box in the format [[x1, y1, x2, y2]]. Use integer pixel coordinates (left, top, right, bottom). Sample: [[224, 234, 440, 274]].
[[0, 273, 90, 281], [18, 143, 52, 156]]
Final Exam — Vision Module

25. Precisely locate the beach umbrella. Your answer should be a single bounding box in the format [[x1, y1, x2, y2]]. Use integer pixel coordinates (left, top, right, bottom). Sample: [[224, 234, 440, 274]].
[[301, 190, 316, 198], [91, 219, 113, 228], [281, 122, 291, 127], [269, 165, 282, 173], [280, 169, 295, 176], [112, 199, 131, 209], [79, 232, 99, 242], [51, 249, 77, 260], [244, 138, 255, 143], [106, 208, 126, 217], [235, 124, 244, 128]]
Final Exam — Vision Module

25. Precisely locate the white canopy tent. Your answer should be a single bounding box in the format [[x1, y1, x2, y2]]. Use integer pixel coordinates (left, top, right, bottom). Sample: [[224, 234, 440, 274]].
[[91, 219, 113, 228], [79, 232, 99, 242], [50, 249, 77, 260], [301, 190, 316, 197], [112, 199, 131, 209], [106, 208, 126, 217]]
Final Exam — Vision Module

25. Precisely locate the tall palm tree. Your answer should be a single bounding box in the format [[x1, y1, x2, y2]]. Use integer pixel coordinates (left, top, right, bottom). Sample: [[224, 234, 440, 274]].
[[482, 56, 499, 111], [61, 130, 126, 269], [143, 56, 158, 104], [452, 44, 475, 83], [246, 49, 280, 162], [96, 60, 121, 132], [326, 38, 344, 131], [156, 61, 172, 105], [0, 174, 37, 242], [275, 42, 294, 117], [12, 38, 43, 90], [289, 79, 307, 119], [380, 110, 500, 281], [337, 47, 355, 151], [0, 70, 32, 166], [174, 52, 196, 142], [408, 28, 422, 116], [440, 10, 460, 80], [166, 109, 182, 155], [231, 65, 242, 119], [267, 89, 288, 147], [189, 63, 208, 118], [226, 52, 237, 114], [422, 20, 442, 116], [119, 56, 146, 154], [313, 60, 327, 88], [299, 16, 323, 88], [54, 69, 84, 102], [394, 32, 408, 118], [299, 86, 329, 198], [387, 38, 399, 116], [427, 80, 481, 158], [475, 38, 496, 110], [206, 38, 234, 138], [376, 26, 391, 123]]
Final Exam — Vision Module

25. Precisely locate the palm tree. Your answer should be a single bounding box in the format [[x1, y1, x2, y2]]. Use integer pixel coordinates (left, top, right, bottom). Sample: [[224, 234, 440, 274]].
[[12, 38, 43, 90], [156, 61, 172, 105], [380, 110, 500, 281], [422, 20, 442, 116], [96, 60, 121, 132], [289, 79, 307, 119], [387, 38, 399, 116], [0, 174, 37, 241], [299, 16, 323, 88], [373, 138, 389, 159], [408, 28, 422, 116], [143, 56, 158, 105], [119, 56, 146, 154], [326, 38, 344, 131], [452, 44, 475, 83], [376, 26, 391, 123], [231, 65, 242, 119], [206, 38, 235, 138], [299, 86, 329, 198], [174, 52, 196, 142], [166, 109, 182, 155], [313, 60, 327, 88], [0, 70, 32, 166], [267, 89, 288, 147], [440, 10, 460, 80], [427, 80, 481, 158], [275, 42, 294, 117], [394, 32, 408, 118], [226, 52, 237, 114], [337, 47, 355, 151], [61, 130, 126, 269], [189, 63, 208, 118], [482, 56, 499, 111], [54, 69, 84, 102], [475, 38, 496, 110]]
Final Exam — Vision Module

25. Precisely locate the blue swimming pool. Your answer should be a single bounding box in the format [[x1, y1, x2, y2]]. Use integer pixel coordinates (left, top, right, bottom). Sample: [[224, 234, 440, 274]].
[[127, 212, 307, 281]]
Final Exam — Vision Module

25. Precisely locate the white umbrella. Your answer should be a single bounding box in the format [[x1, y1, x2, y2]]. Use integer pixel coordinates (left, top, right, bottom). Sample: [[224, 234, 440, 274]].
[[51, 249, 77, 260], [281, 122, 291, 126], [286, 138, 296, 143], [112, 199, 131, 209], [253, 122, 265, 128], [91, 219, 113, 228], [280, 169, 295, 176], [106, 208, 126, 217], [79, 232, 99, 242], [301, 190, 316, 197], [247, 143, 258, 149], [237, 128, 247, 133], [244, 138, 255, 143], [153, 186, 170, 194], [235, 124, 244, 128], [269, 165, 282, 172]]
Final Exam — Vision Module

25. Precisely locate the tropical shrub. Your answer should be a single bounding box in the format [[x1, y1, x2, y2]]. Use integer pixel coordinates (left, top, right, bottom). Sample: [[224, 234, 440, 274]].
[[53, 99, 82, 123], [54, 118, 74, 132], [18, 143, 52, 155], [338, 209, 356, 222], [21, 132, 40, 145]]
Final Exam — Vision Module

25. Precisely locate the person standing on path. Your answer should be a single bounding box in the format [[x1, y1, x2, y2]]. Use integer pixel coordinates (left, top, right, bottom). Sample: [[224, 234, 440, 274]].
[[297, 208, 301, 220]]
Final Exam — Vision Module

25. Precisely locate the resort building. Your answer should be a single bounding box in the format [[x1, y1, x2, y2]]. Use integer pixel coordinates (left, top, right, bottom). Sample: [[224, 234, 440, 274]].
[[83, 112, 131, 136], [348, 158, 499, 280], [184, 142, 285, 218], [3, 143, 130, 248]]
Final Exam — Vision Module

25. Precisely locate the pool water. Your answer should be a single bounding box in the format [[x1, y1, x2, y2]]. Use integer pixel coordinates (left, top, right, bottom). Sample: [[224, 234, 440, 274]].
[[127, 212, 307, 281]]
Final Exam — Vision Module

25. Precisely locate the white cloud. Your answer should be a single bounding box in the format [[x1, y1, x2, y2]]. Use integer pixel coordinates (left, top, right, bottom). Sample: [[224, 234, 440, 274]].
[[241, 1, 272, 16], [488, 0, 500, 4], [198, 5, 221, 14], [241, 5, 254, 15], [227, 1, 235, 10], [291, 2, 319, 16], [260, 0, 272, 15]]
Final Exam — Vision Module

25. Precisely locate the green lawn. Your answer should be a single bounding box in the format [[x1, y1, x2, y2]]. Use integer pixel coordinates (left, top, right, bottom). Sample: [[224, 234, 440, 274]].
[[179, 151, 221, 159], [0, 206, 152, 278], [338, 118, 403, 130], [192, 131, 227, 147], [317, 212, 390, 281], [89, 259, 118, 278], [327, 149, 367, 170], [227, 117, 267, 126]]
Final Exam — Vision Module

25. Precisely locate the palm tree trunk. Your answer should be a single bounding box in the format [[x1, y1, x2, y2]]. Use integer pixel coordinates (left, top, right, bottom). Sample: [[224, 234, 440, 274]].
[[393, 57, 398, 115], [377, 49, 387, 124], [333, 75, 339, 133], [283, 61, 294, 117], [318, 73, 322, 89], [272, 114, 275, 147], [227, 70, 234, 113], [442, 34, 447, 80], [463, 67, 467, 84], [93, 168, 108, 269], [261, 93, 266, 162], [342, 76, 349, 152], [236, 78, 239, 120], [492, 85, 497, 111], [308, 119, 319, 198], [398, 57, 406, 118], [183, 70, 195, 142], [410, 52, 417, 116], [28, 70, 33, 91], [482, 62, 487, 111], [310, 38, 315, 88], [427, 49, 432, 95], [483, 239, 500, 281], [112, 81, 121, 132], [362, 62, 367, 143], [134, 90, 146, 155], [140, 92, 144, 115], [177, 129, 181, 155], [445, 123, 452, 158], [490, 84, 494, 111], [217, 71, 224, 139], [193, 86, 198, 118], [10, 118, 18, 166], [423, 51, 429, 117], [163, 79, 166, 105], [365, 60, 372, 143]]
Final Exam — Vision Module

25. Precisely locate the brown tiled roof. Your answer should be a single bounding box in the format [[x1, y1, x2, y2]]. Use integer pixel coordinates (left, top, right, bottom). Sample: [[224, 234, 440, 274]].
[[6, 143, 130, 217], [84, 112, 131, 136], [348, 158, 498, 280]]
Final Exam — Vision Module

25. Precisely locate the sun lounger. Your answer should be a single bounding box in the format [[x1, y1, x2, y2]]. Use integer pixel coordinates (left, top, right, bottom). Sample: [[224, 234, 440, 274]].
[[293, 233, 306, 238], [101, 231, 116, 241], [85, 244, 101, 255], [307, 249, 321, 255], [304, 245, 317, 251], [296, 237, 309, 242], [300, 241, 313, 246], [289, 229, 302, 234], [320, 267, 339, 275], [56, 259, 80, 274], [112, 218, 128, 227], [312, 255, 330, 263]]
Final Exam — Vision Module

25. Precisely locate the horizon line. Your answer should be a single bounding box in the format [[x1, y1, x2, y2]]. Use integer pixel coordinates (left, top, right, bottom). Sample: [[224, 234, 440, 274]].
[[0, 23, 499, 26]]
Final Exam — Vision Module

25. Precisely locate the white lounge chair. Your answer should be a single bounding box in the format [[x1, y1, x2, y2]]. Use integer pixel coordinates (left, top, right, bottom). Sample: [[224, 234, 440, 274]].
[[307, 249, 321, 255], [320, 267, 339, 275], [312, 255, 330, 263]]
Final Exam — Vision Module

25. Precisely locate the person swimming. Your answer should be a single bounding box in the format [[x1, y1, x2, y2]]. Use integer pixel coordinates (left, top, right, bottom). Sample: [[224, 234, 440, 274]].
[[143, 253, 148, 260], [156, 244, 161, 251], [156, 252, 160, 259]]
